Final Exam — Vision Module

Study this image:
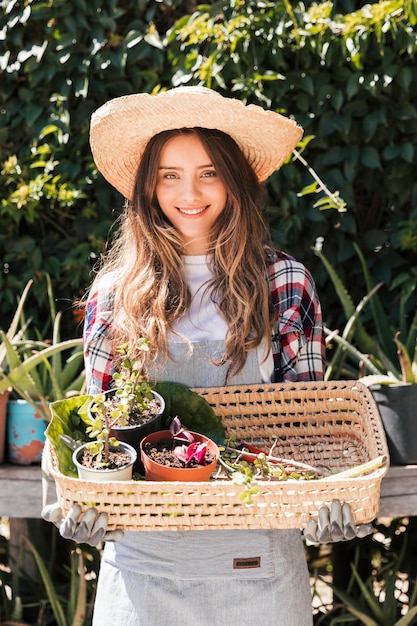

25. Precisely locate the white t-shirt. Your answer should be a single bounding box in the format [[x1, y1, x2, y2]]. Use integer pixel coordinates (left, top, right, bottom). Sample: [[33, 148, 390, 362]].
[[171, 255, 273, 382]]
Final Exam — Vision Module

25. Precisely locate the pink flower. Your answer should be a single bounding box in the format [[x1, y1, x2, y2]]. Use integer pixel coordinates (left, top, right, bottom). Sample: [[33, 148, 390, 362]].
[[174, 441, 208, 466]]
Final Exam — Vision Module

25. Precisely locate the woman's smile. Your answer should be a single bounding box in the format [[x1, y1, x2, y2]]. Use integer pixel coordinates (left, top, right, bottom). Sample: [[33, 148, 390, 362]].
[[156, 133, 227, 254], [177, 205, 208, 216]]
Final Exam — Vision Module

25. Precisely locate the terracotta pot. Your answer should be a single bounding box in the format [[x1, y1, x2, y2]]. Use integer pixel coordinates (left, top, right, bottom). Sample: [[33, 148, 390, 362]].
[[140, 430, 219, 481], [0, 389, 10, 464], [371, 383, 417, 465], [89, 389, 165, 475], [7, 399, 46, 465], [73, 441, 137, 481]]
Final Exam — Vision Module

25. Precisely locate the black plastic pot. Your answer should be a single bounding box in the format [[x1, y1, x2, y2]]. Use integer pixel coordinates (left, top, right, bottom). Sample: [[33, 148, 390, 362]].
[[371, 383, 417, 465]]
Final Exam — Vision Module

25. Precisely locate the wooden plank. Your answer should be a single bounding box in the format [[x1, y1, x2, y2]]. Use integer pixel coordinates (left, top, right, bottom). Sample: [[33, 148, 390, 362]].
[[378, 465, 417, 518], [0, 463, 416, 519], [0, 464, 56, 518]]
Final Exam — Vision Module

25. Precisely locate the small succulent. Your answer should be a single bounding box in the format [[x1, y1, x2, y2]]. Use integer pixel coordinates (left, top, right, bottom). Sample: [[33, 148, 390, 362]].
[[110, 339, 153, 418], [87, 339, 153, 465], [85, 406, 120, 466]]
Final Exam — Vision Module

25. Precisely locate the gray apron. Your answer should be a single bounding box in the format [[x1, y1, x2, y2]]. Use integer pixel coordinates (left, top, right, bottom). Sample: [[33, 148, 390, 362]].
[[92, 342, 313, 626]]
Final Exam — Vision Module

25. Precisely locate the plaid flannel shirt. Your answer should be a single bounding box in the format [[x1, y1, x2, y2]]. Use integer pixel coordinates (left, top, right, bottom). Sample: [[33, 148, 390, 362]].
[[83, 247, 325, 393]]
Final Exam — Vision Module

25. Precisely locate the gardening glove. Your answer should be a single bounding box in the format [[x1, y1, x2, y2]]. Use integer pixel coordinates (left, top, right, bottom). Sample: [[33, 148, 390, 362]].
[[303, 500, 373, 545], [42, 502, 124, 547]]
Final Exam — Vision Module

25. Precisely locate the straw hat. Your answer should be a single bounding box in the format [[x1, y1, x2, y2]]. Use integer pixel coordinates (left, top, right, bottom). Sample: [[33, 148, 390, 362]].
[[90, 86, 303, 200]]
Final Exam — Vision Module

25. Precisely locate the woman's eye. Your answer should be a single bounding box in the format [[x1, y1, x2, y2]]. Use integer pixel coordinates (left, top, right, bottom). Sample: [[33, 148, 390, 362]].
[[202, 170, 216, 178]]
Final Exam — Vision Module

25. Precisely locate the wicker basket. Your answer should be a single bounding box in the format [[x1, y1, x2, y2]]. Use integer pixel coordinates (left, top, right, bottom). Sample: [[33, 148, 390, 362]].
[[46, 381, 389, 531]]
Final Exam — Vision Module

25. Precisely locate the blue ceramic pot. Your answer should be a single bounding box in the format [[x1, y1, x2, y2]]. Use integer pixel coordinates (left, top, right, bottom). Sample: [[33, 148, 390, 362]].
[[7, 399, 46, 465]]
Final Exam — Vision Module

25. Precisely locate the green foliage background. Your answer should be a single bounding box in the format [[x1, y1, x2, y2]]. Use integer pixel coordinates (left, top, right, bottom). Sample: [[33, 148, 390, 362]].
[[1, 0, 416, 341]]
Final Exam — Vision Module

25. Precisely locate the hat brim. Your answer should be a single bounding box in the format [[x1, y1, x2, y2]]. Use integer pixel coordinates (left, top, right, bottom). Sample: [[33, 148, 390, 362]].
[[90, 87, 303, 200]]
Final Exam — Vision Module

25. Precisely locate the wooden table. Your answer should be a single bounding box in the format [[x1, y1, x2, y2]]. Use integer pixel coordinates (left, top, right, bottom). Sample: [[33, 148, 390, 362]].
[[0, 463, 416, 519], [378, 464, 417, 518]]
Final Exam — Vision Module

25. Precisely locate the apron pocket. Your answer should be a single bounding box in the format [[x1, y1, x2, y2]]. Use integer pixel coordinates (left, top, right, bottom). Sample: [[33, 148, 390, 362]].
[[175, 529, 277, 580]]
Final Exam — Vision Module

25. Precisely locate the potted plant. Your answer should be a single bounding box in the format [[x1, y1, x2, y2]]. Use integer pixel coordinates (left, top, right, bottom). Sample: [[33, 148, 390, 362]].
[[328, 329, 417, 465], [73, 340, 164, 480], [46, 381, 224, 480], [0, 277, 85, 464], [72, 407, 137, 481], [88, 340, 165, 474], [0, 279, 35, 464], [140, 416, 220, 481], [1, 334, 84, 464], [316, 244, 417, 464]]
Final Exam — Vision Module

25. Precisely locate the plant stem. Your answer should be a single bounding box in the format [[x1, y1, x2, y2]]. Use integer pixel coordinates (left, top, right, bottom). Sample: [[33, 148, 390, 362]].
[[222, 449, 388, 481], [223, 446, 330, 477]]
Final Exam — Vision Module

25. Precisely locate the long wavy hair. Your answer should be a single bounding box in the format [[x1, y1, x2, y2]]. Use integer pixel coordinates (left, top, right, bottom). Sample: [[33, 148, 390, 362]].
[[92, 127, 276, 381]]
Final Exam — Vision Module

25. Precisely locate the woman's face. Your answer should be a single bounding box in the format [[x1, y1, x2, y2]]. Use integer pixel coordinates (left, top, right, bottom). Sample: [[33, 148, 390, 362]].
[[156, 133, 227, 255]]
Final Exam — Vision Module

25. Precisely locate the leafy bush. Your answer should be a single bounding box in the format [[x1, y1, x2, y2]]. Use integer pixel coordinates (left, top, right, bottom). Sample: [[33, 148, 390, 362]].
[[166, 0, 417, 329], [1, 0, 416, 342], [309, 517, 417, 624], [315, 243, 417, 382], [0, 521, 100, 625], [0, 0, 189, 334]]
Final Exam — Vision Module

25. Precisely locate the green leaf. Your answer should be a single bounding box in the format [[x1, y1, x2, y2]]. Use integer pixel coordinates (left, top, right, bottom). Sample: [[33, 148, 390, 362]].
[[68, 549, 87, 626], [363, 111, 380, 140], [360, 146, 382, 169], [313, 248, 355, 319], [46, 394, 92, 476], [401, 142, 414, 163], [0, 332, 39, 395], [346, 73, 359, 99], [383, 144, 401, 160], [39, 124, 59, 139], [395, 102, 417, 120], [0, 336, 84, 395], [353, 243, 398, 366], [397, 607, 417, 626], [331, 89, 344, 112], [60, 350, 85, 392], [397, 67, 412, 90], [153, 382, 225, 444], [22, 103, 43, 125], [330, 582, 379, 626], [24, 539, 67, 626]]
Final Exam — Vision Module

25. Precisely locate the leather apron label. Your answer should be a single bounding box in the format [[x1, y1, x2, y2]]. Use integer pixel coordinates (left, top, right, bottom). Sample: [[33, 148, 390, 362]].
[[233, 557, 261, 569]]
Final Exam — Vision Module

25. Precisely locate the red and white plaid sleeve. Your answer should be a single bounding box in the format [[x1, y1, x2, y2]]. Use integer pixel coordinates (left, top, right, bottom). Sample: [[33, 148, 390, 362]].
[[266, 247, 325, 382], [83, 275, 115, 394]]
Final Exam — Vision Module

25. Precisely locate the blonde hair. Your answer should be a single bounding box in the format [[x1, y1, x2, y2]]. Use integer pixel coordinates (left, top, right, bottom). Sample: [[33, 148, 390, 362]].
[[93, 128, 276, 381]]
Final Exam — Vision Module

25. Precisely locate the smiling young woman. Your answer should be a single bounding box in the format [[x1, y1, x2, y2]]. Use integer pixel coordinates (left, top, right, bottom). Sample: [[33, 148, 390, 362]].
[[42, 86, 373, 626]]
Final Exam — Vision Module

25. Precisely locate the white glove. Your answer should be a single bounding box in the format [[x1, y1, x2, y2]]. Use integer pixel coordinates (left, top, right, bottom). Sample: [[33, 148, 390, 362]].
[[42, 502, 124, 547], [303, 501, 373, 545]]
